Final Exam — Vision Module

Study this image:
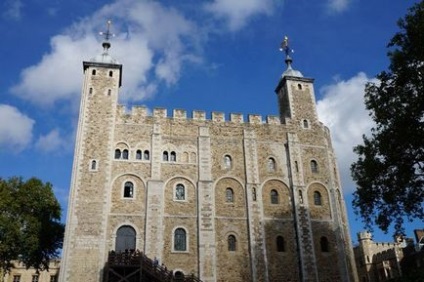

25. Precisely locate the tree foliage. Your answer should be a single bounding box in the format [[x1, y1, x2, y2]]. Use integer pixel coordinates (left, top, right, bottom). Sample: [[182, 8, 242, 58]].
[[351, 1, 424, 234], [0, 177, 64, 275]]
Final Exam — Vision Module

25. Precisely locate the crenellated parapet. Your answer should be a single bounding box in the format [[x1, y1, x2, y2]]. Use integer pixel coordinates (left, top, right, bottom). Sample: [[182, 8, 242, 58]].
[[116, 105, 281, 125]]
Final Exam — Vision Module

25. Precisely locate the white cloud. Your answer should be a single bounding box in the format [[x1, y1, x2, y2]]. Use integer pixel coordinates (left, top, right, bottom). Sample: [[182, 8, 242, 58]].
[[11, 0, 201, 106], [317, 72, 377, 192], [0, 104, 34, 152], [35, 129, 69, 153], [204, 0, 275, 31], [2, 0, 23, 21], [326, 0, 350, 13]]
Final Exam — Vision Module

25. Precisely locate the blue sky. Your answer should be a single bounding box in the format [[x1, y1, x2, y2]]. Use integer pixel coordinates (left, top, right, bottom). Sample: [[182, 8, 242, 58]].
[[0, 0, 421, 244]]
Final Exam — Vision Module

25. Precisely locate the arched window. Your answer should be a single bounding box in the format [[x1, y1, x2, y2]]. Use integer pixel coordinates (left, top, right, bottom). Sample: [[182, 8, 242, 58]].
[[303, 119, 309, 128], [252, 187, 257, 201], [91, 160, 97, 170], [299, 190, 304, 204], [136, 150, 142, 160], [314, 191, 322, 206], [163, 151, 169, 161], [276, 236, 285, 252], [310, 160, 318, 173], [170, 151, 176, 162], [175, 184, 185, 200], [226, 188, 234, 203], [144, 150, 150, 160], [268, 157, 276, 172], [174, 228, 187, 251], [92, 69, 96, 75], [295, 161, 299, 172], [174, 271, 184, 281], [270, 189, 279, 204], [228, 235, 237, 251], [320, 236, 329, 252], [122, 149, 129, 160], [109, 71, 113, 77], [124, 182, 134, 198], [89, 87, 93, 94], [114, 149, 121, 159], [224, 155, 232, 169], [115, 226, 136, 252], [107, 89, 112, 96]]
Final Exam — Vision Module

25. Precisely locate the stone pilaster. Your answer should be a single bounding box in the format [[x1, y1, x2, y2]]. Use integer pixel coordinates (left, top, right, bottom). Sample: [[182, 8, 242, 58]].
[[287, 133, 319, 282], [243, 129, 268, 282], [197, 126, 217, 282], [145, 123, 164, 260]]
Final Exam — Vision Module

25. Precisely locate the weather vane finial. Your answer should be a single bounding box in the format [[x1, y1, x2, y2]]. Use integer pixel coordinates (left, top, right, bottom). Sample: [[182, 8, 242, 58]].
[[99, 20, 114, 42], [99, 20, 115, 52], [279, 36, 293, 57]]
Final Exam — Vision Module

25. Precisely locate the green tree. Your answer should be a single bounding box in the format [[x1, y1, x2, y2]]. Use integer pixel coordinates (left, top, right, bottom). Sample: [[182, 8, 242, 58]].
[[351, 1, 424, 234], [0, 177, 64, 278]]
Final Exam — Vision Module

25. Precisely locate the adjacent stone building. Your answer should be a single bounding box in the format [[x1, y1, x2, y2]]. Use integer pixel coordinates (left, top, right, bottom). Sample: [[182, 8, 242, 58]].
[[354, 229, 424, 282], [59, 33, 357, 282]]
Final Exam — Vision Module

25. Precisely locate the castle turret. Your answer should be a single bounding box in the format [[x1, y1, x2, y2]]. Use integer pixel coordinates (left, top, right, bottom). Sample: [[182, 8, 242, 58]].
[[60, 21, 122, 282], [275, 36, 358, 282], [275, 37, 318, 128]]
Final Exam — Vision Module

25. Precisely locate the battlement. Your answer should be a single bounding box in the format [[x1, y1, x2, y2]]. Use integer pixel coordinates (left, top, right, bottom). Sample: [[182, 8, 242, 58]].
[[117, 105, 281, 125]]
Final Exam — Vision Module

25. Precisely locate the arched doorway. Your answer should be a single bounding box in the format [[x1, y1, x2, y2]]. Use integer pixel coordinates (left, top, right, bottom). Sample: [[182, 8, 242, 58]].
[[115, 226, 136, 252]]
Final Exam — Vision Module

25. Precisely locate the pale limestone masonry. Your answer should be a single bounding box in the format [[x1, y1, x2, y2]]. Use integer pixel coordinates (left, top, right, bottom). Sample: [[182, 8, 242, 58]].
[[59, 46, 358, 282]]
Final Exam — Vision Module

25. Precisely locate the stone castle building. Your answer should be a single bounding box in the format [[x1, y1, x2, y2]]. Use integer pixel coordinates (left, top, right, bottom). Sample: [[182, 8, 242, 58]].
[[354, 230, 424, 281], [59, 30, 358, 282]]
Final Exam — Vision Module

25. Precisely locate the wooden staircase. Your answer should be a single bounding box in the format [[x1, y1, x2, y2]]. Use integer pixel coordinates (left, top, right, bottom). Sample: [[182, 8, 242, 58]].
[[104, 250, 202, 282]]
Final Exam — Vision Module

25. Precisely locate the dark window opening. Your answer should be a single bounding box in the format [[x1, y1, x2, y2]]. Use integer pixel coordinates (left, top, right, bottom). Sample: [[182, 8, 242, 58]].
[[226, 188, 234, 203], [320, 236, 329, 252], [174, 271, 184, 281], [311, 160, 318, 173], [115, 149, 121, 159], [91, 160, 97, 170], [136, 150, 142, 160], [174, 228, 187, 251], [271, 189, 279, 204], [228, 235, 237, 251], [144, 150, 150, 160], [163, 151, 169, 161], [276, 236, 285, 252], [124, 182, 134, 198], [122, 149, 129, 160], [170, 151, 176, 162], [314, 191, 322, 206]]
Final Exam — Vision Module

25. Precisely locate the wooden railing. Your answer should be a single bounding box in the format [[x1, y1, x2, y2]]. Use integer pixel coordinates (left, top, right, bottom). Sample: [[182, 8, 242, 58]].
[[106, 250, 202, 282]]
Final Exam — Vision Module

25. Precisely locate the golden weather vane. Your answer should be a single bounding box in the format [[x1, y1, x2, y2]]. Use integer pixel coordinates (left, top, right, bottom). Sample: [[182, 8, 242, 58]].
[[279, 35, 293, 57]]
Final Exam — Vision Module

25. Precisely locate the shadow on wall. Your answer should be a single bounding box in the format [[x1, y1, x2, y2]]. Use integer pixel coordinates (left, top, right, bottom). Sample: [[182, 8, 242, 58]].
[[261, 206, 350, 282]]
